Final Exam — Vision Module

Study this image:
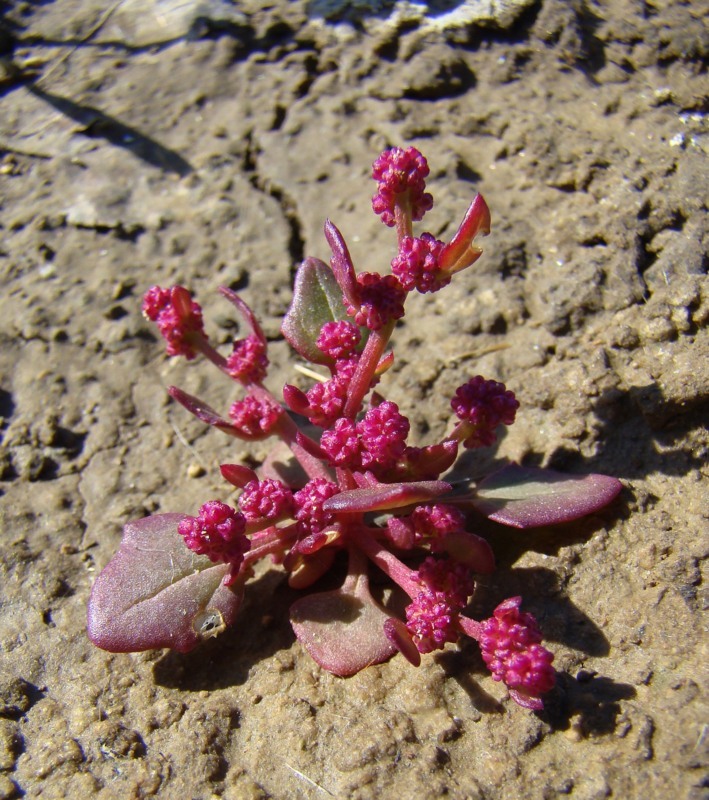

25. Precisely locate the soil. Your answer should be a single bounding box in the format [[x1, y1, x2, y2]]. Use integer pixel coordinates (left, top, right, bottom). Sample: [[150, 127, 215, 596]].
[[0, 1, 707, 798]]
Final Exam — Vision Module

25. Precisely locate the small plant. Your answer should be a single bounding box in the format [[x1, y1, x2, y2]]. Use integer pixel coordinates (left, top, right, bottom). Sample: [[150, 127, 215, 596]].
[[88, 147, 621, 710]]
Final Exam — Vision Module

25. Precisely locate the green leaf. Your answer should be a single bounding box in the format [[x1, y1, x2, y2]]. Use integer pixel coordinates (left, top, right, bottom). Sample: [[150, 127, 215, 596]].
[[471, 463, 622, 528], [281, 257, 348, 365]]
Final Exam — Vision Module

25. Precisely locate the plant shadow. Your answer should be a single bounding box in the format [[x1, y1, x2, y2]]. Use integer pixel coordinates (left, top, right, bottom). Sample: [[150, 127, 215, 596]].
[[24, 82, 193, 176], [153, 568, 298, 691]]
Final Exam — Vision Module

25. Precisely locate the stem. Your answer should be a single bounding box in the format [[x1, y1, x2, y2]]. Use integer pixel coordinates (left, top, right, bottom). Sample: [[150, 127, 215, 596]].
[[344, 322, 395, 417], [394, 195, 413, 245], [272, 411, 332, 482], [342, 545, 370, 593], [456, 615, 483, 642], [193, 336, 230, 372], [355, 526, 420, 599], [243, 524, 298, 567]]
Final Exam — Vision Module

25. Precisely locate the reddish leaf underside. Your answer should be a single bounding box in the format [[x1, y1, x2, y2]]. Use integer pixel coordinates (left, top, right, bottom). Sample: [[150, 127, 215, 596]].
[[322, 480, 452, 513], [471, 463, 622, 528], [281, 257, 350, 365], [289, 573, 396, 676], [87, 514, 243, 653]]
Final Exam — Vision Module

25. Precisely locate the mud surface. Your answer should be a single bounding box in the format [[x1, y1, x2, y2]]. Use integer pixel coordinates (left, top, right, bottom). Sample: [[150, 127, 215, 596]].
[[1, 1, 707, 798]]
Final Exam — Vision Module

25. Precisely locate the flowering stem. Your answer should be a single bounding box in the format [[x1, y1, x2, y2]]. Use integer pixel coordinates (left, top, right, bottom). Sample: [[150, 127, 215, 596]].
[[272, 412, 332, 481], [456, 615, 483, 641], [344, 321, 395, 417], [355, 526, 420, 599], [394, 196, 413, 245], [343, 544, 370, 592], [193, 336, 230, 372], [243, 525, 297, 567]]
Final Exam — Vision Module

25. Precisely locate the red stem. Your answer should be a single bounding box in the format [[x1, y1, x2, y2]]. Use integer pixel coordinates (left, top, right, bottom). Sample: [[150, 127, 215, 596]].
[[456, 615, 483, 642], [243, 524, 297, 567], [355, 526, 420, 599], [344, 322, 395, 418], [394, 195, 413, 245]]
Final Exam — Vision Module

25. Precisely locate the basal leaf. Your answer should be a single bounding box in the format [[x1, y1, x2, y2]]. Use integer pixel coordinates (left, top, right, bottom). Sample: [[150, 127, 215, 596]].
[[290, 572, 396, 676], [471, 463, 622, 528], [87, 514, 243, 653]]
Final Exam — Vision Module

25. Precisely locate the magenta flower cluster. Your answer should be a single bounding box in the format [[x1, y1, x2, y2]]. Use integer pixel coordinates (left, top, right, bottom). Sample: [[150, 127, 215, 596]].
[[89, 145, 621, 712]]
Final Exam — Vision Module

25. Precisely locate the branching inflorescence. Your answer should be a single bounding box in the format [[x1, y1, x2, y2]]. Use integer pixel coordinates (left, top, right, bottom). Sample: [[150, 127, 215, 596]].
[[88, 147, 622, 711]]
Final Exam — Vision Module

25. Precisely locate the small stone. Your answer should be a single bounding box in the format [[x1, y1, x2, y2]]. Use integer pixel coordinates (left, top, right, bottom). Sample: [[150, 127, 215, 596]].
[[187, 463, 207, 478]]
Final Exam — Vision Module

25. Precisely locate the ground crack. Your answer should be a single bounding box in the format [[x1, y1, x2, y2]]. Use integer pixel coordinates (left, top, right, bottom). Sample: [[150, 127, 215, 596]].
[[244, 134, 306, 271]]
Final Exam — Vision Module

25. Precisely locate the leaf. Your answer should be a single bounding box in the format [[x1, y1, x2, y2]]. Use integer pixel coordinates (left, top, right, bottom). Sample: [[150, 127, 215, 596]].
[[290, 571, 396, 676], [281, 257, 348, 364], [322, 480, 452, 513], [324, 219, 358, 306], [438, 531, 495, 573], [439, 193, 491, 274], [87, 514, 243, 653], [218, 286, 267, 345], [470, 463, 622, 528], [168, 386, 234, 432]]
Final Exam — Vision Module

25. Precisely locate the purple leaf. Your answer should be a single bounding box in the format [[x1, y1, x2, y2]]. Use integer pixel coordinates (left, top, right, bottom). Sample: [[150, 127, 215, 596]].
[[323, 480, 452, 513], [323, 219, 359, 307], [439, 193, 491, 274], [290, 571, 396, 676], [281, 257, 348, 365], [87, 514, 243, 653], [168, 386, 234, 432], [438, 530, 496, 574], [471, 463, 622, 528], [383, 617, 421, 667], [218, 286, 267, 346]]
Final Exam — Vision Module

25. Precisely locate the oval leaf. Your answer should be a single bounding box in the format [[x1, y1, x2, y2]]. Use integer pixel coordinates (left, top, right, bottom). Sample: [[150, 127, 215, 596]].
[[290, 573, 395, 676], [87, 514, 243, 653], [471, 463, 622, 528], [281, 257, 348, 364]]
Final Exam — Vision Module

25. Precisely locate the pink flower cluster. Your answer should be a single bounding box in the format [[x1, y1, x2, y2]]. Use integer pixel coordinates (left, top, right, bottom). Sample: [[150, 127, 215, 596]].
[[227, 334, 268, 384], [229, 394, 281, 439], [372, 146, 434, 227], [346, 272, 407, 331], [319, 400, 410, 471], [391, 233, 448, 294], [405, 556, 475, 654], [451, 376, 520, 448], [142, 285, 205, 359], [178, 501, 250, 566], [238, 478, 294, 522], [479, 597, 556, 703], [293, 478, 339, 535]]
